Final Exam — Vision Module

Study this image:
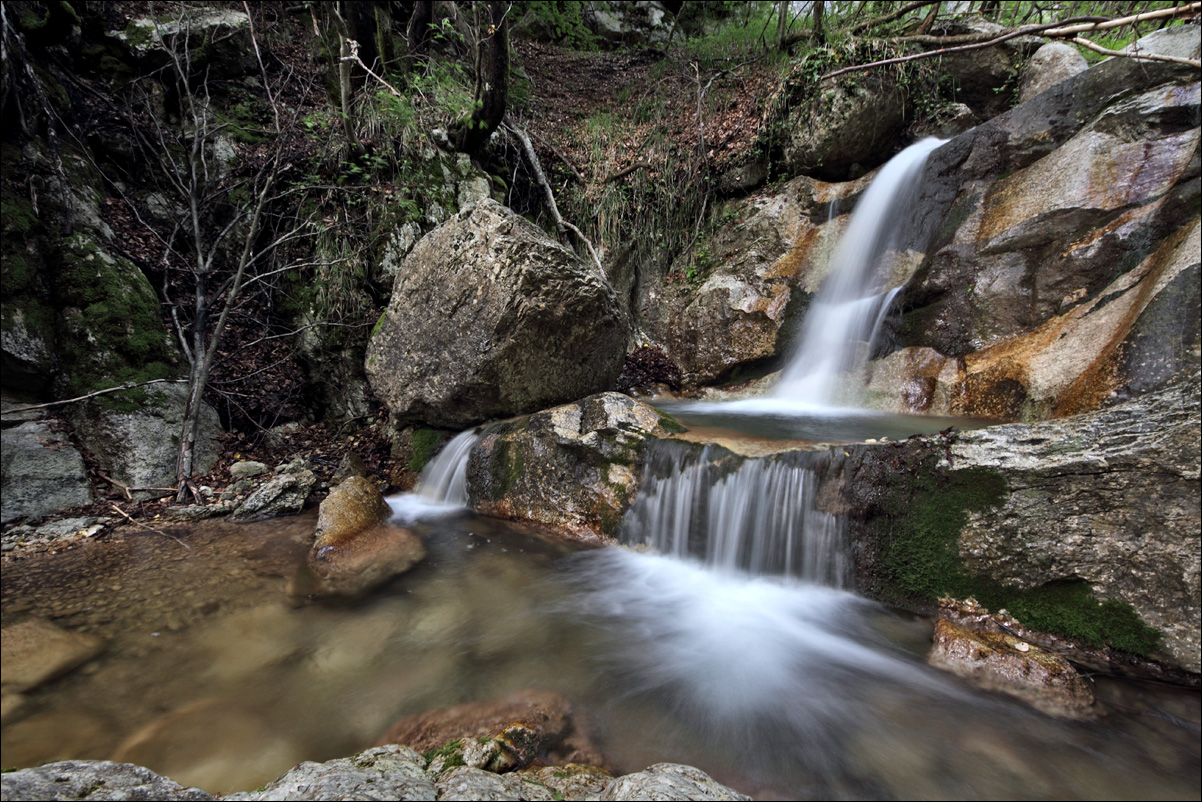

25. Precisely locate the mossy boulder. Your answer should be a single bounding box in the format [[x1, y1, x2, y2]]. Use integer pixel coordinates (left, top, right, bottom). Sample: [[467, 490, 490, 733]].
[[465, 392, 678, 541], [830, 375, 1200, 672]]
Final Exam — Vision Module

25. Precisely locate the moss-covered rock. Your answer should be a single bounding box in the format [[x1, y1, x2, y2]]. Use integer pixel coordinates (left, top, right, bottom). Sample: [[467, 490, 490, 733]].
[[832, 375, 1199, 671]]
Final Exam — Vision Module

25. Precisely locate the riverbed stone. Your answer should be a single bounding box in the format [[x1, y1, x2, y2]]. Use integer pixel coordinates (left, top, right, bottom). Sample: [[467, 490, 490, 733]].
[[229, 460, 267, 478], [929, 618, 1096, 718], [1017, 41, 1088, 104], [0, 618, 106, 693], [375, 689, 603, 770], [1, 421, 93, 522], [232, 466, 317, 519], [599, 763, 752, 801], [0, 760, 214, 801], [366, 199, 628, 428], [314, 476, 392, 547], [223, 745, 436, 802], [466, 392, 679, 540], [301, 521, 426, 600]]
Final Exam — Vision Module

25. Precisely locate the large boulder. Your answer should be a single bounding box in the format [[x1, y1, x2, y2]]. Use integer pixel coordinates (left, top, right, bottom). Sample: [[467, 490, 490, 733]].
[[0, 618, 105, 694], [1017, 41, 1088, 104], [466, 392, 681, 540], [1, 420, 93, 522], [780, 73, 908, 182], [366, 200, 628, 428], [69, 384, 223, 499]]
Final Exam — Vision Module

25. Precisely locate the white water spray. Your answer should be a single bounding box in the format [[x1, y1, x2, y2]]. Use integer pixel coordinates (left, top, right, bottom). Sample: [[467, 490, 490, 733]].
[[775, 138, 945, 407]]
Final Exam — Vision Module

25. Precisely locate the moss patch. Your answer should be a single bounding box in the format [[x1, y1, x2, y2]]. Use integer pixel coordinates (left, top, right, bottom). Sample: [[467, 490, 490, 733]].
[[875, 451, 1160, 655], [408, 427, 442, 472]]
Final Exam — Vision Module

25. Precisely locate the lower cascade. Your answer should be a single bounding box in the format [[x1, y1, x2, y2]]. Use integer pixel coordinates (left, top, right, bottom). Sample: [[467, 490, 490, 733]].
[[619, 441, 846, 586]]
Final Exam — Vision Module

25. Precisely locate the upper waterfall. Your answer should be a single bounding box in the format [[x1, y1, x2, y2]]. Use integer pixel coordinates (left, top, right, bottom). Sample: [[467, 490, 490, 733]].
[[774, 138, 945, 407]]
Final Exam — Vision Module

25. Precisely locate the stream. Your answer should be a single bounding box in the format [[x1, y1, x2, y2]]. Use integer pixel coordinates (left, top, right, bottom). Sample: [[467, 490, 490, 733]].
[[1, 505, 1199, 799]]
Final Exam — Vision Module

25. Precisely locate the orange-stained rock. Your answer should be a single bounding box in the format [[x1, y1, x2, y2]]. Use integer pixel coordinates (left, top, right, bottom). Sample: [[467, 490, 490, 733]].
[[929, 618, 1096, 719], [374, 688, 605, 771]]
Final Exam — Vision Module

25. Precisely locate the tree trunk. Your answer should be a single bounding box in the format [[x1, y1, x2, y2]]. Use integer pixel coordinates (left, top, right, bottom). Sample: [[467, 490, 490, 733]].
[[449, 0, 508, 155], [407, 0, 433, 67]]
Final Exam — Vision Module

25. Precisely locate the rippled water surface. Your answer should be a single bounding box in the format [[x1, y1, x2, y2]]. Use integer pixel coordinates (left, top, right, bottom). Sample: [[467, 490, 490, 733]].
[[2, 512, 1199, 799]]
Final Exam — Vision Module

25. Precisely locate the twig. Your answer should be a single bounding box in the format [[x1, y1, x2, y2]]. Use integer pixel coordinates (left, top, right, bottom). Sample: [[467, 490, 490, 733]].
[[108, 503, 191, 549], [1069, 33, 1202, 67], [602, 161, 653, 183], [850, 1, 939, 34], [503, 120, 605, 275], [5, 379, 186, 413], [531, 130, 587, 184], [819, 15, 1189, 81], [98, 473, 133, 501]]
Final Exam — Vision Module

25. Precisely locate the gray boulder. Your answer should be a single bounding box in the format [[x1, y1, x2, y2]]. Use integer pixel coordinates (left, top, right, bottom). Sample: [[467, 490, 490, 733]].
[[223, 745, 435, 801], [69, 384, 222, 499], [1017, 41, 1088, 104], [599, 764, 751, 801], [108, 9, 255, 78], [232, 461, 317, 519], [366, 200, 627, 428], [781, 74, 907, 181], [1, 420, 93, 522], [0, 760, 213, 801], [834, 376, 1200, 673], [467, 392, 680, 540]]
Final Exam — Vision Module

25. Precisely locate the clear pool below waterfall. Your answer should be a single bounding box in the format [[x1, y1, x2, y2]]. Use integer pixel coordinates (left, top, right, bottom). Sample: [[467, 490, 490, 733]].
[[2, 507, 1198, 799]]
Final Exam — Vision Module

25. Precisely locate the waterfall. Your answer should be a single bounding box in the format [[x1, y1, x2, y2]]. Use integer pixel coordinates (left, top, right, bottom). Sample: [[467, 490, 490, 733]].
[[619, 441, 846, 586], [775, 138, 945, 407], [386, 429, 479, 521]]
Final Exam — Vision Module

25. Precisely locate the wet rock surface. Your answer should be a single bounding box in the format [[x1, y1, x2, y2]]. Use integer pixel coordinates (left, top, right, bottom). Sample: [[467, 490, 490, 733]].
[[929, 617, 1096, 719], [233, 460, 317, 519], [888, 32, 1200, 420], [467, 392, 679, 540], [366, 199, 628, 428]]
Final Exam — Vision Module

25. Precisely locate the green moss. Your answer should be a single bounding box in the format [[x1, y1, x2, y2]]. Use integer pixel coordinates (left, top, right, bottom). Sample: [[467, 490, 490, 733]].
[[408, 428, 442, 472], [422, 739, 466, 769], [485, 436, 524, 500], [877, 457, 1160, 655], [655, 410, 687, 434], [371, 312, 388, 338]]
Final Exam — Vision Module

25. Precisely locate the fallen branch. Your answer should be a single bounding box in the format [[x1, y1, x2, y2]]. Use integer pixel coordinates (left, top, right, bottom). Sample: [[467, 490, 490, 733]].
[[108, 503, 191, 549], [603, 161, 654, 183], [821, 12, 1200, 81], [503, 120, 605, 276], [1042, 3, 1200, 37], [5, 379, 186, 414], [531, 131, 587, 184], [1069, 33, 1202, 68], [850, 1, 939, 34]]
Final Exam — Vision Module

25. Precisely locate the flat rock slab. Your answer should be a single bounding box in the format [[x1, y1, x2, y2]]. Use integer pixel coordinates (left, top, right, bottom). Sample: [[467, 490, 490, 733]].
[[0, 760, 213, 801], [0, 618, 106, 693]]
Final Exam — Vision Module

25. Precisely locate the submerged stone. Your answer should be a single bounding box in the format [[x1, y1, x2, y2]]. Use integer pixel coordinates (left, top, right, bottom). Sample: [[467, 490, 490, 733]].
[[929, 618, 1096, 719], [0, 618, 106, 694]]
